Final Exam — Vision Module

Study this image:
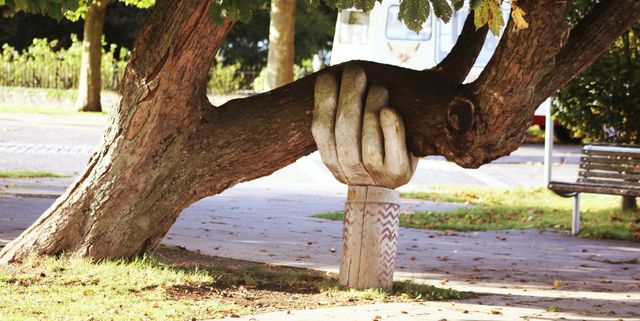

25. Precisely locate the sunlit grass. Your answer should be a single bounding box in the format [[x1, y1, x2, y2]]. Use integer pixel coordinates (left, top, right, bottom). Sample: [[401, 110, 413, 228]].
[[0, 171, 70, 178], [0, 103, 108, 115], [326, 280, 470, 302], [314, 186, 640, 241], [0, 255, 243, 321], [0, 252, 469, 320]]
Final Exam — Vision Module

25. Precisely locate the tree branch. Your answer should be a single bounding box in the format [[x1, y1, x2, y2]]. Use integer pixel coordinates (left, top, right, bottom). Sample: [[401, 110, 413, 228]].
[[443, 0, 572, 166], [431, 11, 488, 83], [536, 0, 640, 100]]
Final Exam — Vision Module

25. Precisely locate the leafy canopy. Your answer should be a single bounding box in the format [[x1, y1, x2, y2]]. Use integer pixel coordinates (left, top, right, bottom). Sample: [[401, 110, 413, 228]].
[[210, 0, 528, 36], [0, 0, 153, 20], [1, 0, 528, 36]]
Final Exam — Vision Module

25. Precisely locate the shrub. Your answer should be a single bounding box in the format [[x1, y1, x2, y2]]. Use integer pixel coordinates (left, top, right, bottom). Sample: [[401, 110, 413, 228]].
[[0, 35, 129, 91]]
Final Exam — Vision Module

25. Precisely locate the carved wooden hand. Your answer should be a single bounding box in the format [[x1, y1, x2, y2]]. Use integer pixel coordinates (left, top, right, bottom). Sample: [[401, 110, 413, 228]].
[[312, 64, 418, 189]]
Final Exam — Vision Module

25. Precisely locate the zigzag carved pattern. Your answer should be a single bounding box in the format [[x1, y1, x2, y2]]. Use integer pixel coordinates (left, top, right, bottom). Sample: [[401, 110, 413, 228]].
[[376, 203, 399, 288], [342, 203, 357, 256]]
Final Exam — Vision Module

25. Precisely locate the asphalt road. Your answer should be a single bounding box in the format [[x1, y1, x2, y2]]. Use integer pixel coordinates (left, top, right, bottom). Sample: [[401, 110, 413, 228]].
[[0, 113, 583, 187]]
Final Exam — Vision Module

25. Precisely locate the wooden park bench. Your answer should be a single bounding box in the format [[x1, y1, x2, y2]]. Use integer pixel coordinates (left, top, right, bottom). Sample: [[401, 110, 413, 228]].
[[548, 143, 640, 235]]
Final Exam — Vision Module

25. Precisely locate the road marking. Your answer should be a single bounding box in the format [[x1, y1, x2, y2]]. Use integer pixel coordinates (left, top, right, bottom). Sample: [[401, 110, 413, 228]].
[[0, 143, 94, 155]]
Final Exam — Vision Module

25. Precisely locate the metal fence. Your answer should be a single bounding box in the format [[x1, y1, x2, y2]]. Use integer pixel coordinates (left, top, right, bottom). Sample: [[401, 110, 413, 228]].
[[0, 60, 313, 95], [0, 60, 125, 91]]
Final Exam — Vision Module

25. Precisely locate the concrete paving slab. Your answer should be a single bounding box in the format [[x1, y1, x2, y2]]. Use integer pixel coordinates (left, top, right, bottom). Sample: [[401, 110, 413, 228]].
[[217, 300, 638, 321]]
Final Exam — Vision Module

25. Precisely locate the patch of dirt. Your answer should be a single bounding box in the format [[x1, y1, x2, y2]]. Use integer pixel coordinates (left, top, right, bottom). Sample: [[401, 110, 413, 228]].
[[152, 245, 441, 315]]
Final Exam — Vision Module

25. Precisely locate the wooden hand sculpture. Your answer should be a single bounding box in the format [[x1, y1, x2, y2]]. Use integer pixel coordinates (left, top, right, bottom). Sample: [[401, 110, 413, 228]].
[[312, 65, 418, 290], [312, 65, 418, 188]]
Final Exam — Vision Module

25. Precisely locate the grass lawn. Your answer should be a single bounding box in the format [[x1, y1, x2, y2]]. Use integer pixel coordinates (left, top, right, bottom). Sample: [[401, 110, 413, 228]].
[[0, 171, 70, 178], [0, 246, 469, 320], [0, 103, 108, 115], [314, 186, 640, 241]]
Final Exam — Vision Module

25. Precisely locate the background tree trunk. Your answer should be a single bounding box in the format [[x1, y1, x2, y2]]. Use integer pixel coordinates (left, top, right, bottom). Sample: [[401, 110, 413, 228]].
[[621, 196, 638, 212], [76, 0, 110, 112], [265, 0, 296, 90]]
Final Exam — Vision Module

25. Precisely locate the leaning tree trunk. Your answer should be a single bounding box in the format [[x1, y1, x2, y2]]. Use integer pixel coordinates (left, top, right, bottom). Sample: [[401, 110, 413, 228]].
[[76, 0, 110, 112], [2, 0, 640, 264], [265, 0, 296, 90]]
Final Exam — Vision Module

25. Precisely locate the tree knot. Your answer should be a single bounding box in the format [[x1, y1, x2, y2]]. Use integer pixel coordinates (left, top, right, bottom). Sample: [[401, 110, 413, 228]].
[[447, 97, 475, 132]]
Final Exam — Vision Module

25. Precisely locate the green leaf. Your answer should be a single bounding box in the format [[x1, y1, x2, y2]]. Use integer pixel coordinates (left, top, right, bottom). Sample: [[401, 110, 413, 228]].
[[452, 0, 464, 11], [469, 0, 484, 9], [321, 0, 337, 9], [398, 0, 430, 33], [474, 0, 503, 35], [430, 0, 452, 23], [209, 0, 266, 25], [354, 0, 376, 12], [486, 0, 503, 36], [209, 1, 225, 25], [510, 3, 529, 30], [473, 1, 489, 29]]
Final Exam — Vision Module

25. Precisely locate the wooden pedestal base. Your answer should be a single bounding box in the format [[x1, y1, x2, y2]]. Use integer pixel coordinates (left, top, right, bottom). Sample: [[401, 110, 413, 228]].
[[339, 185, 400, 290]]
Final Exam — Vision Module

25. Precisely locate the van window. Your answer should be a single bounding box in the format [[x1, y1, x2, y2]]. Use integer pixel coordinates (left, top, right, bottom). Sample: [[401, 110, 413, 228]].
[[436, 10, 501, 66], [435, 11, 466, 63], [385, 5, 432, 41], [339, 11, 370, 45]]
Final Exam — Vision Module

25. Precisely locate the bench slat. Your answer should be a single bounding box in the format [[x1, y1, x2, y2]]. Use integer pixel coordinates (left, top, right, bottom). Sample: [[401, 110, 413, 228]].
[[578, 170, 640, 181], [589, 142, 640, 148], [580, 163, 640, 173], [577, 178, 640, 188], [581, 156, 640, 166], [584, 144, 640, 155], [549, 181, 640, 197], [584, 149, 640, 159]]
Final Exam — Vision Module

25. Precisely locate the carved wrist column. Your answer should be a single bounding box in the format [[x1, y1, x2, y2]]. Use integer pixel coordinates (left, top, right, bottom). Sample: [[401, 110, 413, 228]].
[[339, 185, 400, 290]]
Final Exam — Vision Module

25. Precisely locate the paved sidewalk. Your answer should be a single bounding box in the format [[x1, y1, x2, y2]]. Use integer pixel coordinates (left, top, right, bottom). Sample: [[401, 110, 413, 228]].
[[0, 112, 583, 182]]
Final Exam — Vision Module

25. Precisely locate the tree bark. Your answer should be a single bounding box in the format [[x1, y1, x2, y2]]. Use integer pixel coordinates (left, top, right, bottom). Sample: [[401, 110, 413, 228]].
[[621, 196, 638, 212], [76, 0, 110, 112], [265, 0, 296, 90], [2, 0, 640, 263]]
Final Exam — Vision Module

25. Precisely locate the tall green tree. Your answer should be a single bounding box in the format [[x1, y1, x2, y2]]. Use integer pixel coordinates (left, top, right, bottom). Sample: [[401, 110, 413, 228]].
[[0, 0, 639, 264]]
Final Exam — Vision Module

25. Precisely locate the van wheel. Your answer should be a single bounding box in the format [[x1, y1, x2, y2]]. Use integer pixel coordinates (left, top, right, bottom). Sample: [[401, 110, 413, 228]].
[[540, 125, 581, 144], [554, 125, 580, 144]]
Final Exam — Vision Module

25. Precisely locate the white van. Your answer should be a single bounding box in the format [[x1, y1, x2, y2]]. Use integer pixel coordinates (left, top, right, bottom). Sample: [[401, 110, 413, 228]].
[[329, 1, 568, 140], [330, 0, 508, 81]]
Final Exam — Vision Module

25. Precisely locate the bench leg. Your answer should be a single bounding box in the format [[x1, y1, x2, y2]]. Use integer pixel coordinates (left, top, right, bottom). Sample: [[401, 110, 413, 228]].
[[572, 193, 581, 236]]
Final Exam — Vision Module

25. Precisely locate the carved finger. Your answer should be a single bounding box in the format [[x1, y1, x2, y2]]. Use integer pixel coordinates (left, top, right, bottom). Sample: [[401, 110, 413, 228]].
[[362, 85, 388, 186], [312, 72, 347, 184], [335, 64, 375, 185], [380, 107, 414, 186]]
